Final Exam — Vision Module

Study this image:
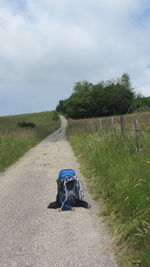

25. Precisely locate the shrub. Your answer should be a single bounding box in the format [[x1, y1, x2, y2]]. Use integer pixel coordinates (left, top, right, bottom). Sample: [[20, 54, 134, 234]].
[[18, 121, 36, 128]]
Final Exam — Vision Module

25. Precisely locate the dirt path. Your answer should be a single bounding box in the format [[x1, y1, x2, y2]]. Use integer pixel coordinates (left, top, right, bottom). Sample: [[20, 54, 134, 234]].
[[0, 116, 118, 267]]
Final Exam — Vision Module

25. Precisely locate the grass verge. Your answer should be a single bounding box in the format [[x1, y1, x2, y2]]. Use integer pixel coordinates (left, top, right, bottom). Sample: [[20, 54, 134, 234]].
[[0, 111, 60, 172], [67, 126, 150, 267]]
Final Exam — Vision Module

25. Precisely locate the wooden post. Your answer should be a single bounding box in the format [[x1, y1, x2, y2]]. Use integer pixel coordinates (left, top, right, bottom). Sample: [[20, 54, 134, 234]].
[[134, 119, 141, 151], [96, 120, 99, 131], [111, 117, 115, 136], [105, 117, 108, 137], [120, 115, 126, 140], [89, 121, 92, 131], [93, 120, 96, 131], [88, 121, 91, 131], [99, 119, 102, 130]]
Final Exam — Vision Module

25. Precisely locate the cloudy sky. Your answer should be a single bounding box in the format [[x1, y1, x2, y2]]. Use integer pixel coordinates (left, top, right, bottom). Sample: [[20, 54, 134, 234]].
[[0, 0, 150, 116]]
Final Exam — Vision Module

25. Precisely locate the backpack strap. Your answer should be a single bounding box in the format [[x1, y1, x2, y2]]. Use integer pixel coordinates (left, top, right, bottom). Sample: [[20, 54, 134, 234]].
[[59, 176, 77, 211]]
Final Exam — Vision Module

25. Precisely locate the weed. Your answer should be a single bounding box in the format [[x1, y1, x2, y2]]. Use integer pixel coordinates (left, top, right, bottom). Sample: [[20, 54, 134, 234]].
[[67, 126, 150, 266], [0, 111, 60, 172]]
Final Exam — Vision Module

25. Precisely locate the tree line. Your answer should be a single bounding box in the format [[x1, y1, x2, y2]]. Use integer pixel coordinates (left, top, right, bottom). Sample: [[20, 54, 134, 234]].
[[56, 73, 150, 119]]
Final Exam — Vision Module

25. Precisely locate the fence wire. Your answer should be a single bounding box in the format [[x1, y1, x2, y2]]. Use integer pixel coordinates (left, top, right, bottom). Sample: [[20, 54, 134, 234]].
[[68, 113, 150, 152]]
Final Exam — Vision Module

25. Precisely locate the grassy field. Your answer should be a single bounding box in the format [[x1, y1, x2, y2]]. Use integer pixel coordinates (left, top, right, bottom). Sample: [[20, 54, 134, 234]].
[[0, 111, 60, 172], [67, 115, 150, 267]]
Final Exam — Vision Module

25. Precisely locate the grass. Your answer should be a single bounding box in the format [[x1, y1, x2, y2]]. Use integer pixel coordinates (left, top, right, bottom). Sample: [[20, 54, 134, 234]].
[[0, 111, 60, 172], [67, 125, 150, 266]]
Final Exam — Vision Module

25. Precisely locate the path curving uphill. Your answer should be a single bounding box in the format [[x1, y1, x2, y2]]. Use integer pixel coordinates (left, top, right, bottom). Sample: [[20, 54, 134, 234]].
[[0, 116, 118, 267]]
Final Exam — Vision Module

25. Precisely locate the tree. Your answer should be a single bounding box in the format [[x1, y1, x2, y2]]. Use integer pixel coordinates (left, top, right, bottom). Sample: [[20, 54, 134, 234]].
[[56, 74, 135, 118], [73, 81, 93, 94], [120, 73, 133, 91], [56, 99, 68, 114], [134, 95, 150, 111]]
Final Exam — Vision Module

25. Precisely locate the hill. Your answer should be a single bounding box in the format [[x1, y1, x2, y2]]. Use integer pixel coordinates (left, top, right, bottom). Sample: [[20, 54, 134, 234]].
[[0, 111, 60, 172]]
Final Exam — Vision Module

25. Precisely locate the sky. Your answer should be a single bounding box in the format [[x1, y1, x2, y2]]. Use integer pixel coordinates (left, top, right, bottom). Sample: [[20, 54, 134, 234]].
[[0, 0, 150, 116]]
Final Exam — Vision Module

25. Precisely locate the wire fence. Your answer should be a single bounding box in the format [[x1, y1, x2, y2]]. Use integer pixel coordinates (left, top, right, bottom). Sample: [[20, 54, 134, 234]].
[[68, 113, 150, 152]]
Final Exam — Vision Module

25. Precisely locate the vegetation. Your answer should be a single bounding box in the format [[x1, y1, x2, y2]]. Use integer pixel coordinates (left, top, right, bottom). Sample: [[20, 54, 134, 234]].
[[57, 73, 150, 119], [57, 73, 135, 118], [134, 95, 150, 113], [0, 111, 60, 172], [18, 121, 36, 128], [57, 72, 150, 265], [67, 123, 150, 266]]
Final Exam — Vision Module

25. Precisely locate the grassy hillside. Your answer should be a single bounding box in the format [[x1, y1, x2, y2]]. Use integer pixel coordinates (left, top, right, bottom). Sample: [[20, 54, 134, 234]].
[[67, 115, 150, 267], [0, 111, 60, 172]]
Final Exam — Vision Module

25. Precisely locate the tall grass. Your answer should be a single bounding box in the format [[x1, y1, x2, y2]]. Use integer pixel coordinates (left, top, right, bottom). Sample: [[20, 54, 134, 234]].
[[0, 111, 60, 172], [67, 127, 150, 266]]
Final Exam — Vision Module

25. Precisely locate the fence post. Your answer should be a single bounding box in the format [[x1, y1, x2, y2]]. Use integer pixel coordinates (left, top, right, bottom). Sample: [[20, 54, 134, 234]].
[[104, 118, 107, 137], [120, 115, 126, 140], [134, 119, 141, 151], [99, 119, 102, 130], [111, 117, 115, 136], [89, 121, 93, 131], [93, 121, 96, 131]]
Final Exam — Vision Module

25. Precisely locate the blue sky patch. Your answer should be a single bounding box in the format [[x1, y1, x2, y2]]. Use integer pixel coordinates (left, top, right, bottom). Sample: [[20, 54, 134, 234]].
[[6, 0, 28, 16], [136, 7, 150, 27]]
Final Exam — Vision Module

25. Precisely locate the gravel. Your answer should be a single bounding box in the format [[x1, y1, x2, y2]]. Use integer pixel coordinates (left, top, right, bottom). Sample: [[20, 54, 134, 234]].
[[0, 116, 118, 267]]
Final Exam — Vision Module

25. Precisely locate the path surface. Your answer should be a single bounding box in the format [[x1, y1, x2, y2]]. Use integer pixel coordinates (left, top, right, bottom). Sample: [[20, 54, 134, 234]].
[[0, 116, 118, 267]]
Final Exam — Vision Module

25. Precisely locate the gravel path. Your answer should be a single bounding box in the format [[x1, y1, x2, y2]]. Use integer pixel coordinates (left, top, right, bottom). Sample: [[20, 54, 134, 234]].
[[0, 116, 118, 267]]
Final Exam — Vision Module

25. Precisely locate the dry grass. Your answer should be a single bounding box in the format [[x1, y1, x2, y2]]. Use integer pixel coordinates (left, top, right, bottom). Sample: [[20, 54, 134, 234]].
[[0, 111, 60, 172], [67, 112, 150, 266]]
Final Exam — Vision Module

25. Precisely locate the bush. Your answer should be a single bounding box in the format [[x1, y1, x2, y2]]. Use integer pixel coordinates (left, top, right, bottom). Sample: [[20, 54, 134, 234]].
[[51, 111, 59, 121], [18, 121, 36, 128]]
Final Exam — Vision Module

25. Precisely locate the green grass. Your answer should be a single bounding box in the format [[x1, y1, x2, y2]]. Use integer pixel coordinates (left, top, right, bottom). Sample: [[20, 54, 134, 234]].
[[67, 126, 150, 266], [0, 111, 60, 172]]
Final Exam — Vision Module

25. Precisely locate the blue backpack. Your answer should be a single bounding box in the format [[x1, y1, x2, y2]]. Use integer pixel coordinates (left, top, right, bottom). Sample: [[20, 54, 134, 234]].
[[56, 169, 84, 211]]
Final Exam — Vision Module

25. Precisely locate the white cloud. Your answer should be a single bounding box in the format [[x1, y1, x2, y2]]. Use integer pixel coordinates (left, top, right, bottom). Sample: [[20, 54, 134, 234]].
[[0, 0, 150, 115]]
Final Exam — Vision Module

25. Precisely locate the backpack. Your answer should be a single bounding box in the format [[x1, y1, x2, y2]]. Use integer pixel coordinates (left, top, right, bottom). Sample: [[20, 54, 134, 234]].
[[56, 169, 84, 211]]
